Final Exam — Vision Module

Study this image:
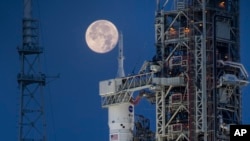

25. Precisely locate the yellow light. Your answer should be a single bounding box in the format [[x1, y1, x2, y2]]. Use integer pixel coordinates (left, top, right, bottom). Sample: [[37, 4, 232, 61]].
[[219, 1, 225, 8], [184, 27, 190, 33], [169, 27, 176, 35]]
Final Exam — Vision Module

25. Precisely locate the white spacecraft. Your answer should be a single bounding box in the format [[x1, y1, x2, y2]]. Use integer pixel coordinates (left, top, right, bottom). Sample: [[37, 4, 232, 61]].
[[100, 32, 134, 141]]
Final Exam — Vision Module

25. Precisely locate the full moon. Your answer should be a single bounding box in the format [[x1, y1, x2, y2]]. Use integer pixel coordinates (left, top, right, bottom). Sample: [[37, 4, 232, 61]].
[[85, 20, 119, 53]]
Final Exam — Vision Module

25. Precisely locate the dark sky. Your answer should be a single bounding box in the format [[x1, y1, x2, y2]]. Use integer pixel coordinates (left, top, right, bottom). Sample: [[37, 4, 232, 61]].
[[0, 0, 249, 141]]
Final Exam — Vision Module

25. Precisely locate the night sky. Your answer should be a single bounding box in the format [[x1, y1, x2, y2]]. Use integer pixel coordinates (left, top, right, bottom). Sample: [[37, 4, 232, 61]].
[[0, 0, 249, 141]]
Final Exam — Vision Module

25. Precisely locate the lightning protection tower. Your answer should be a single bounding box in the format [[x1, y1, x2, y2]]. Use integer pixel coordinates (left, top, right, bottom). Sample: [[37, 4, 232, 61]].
[[17, 0, 47, 140]]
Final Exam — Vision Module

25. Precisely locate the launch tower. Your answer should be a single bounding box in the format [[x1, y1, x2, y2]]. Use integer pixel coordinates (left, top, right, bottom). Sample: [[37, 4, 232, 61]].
[[17, 0, 47, 140], [100, 0, 249, 141], [154, 0, 248, 140]]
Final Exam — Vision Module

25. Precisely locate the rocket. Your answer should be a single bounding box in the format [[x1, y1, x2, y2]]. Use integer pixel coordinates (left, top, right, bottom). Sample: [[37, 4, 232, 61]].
[[108, 32, 134, 141]]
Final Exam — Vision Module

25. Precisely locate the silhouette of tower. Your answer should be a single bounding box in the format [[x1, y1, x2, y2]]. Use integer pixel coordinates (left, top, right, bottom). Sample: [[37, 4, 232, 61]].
[[17, 0, 47, 140]]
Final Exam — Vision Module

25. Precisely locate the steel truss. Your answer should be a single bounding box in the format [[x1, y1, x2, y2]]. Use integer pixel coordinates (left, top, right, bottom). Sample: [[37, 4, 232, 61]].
[[100, 72, 155, 107], [100, 0, 248, 141], [154, 0, 248, 141], [17, 0, 47, 141]]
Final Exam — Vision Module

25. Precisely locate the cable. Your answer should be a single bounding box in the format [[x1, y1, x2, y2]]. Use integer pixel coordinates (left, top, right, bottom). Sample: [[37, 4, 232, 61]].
[[130, 42, 148, 74]]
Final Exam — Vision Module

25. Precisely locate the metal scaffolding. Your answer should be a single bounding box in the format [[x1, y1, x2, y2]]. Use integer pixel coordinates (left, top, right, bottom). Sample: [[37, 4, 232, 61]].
[[100, 0, 248, 141], [153, 0, 248, 141]]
